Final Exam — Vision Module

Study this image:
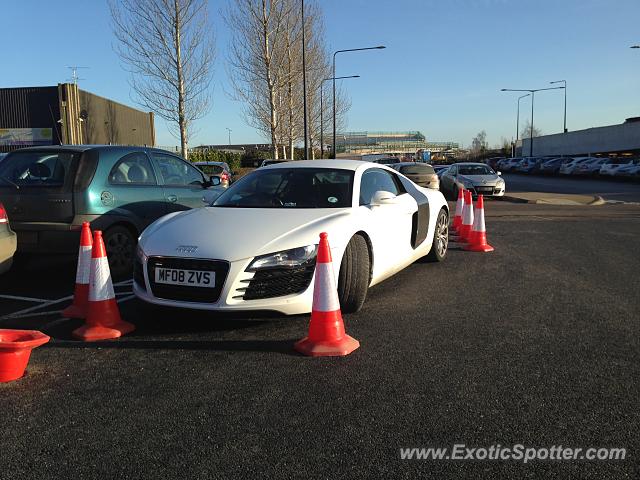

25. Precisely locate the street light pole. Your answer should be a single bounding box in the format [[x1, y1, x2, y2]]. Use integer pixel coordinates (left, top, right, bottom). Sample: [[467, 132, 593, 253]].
[[332, 45, 385, 158], [321, 75, 359, 159], [501, 86, 565, 157], [550, 80, 567, 132], [515, 93, 530, 157], [226, 127, 232, 145], [301, 0, 309, 159]]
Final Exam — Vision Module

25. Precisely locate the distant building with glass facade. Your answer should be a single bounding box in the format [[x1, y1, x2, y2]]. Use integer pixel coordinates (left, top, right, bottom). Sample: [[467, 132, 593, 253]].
[[334, 131, 460, 158]]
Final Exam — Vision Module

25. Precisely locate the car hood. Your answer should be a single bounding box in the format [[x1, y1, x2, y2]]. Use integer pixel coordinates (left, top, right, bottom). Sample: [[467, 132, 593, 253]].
[[139, 207, 351, 261], [459, 174, 501, 185]]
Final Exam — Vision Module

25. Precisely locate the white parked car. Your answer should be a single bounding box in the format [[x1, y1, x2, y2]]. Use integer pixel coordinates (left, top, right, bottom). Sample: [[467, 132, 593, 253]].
[[615, 160, 640, 178], [559, 157, 596, 175], [134, 160, 449, 315], [599, 158, 634, 177]]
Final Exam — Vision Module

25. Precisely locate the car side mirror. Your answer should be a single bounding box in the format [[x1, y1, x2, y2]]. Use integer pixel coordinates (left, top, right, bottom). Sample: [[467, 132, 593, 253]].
[[370, 190, 399, 206], [208, 176, 221, 186], [497, 171, 502, 176]]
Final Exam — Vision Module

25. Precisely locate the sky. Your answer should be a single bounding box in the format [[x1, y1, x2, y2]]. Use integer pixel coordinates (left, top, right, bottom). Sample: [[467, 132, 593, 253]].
[[2, 0, 639, 149]]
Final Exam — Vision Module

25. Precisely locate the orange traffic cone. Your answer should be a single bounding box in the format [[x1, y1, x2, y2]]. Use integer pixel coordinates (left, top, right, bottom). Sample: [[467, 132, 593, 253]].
[[458, 189, 475, 242], [451, 187, 465, 234], [464, 195, 494, 252], [294, 232, 360, 357], [62, 222, 93, 319], [72, 231, 135, 341]]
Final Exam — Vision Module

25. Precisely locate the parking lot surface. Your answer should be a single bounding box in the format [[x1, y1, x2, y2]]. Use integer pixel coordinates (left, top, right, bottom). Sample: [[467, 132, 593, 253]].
[[503, 173, 640, 203], [1, 201, 639, 479]]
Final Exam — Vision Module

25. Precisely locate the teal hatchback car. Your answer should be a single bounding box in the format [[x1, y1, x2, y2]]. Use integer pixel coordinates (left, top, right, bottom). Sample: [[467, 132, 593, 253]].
[[0, 145, 223, 277]]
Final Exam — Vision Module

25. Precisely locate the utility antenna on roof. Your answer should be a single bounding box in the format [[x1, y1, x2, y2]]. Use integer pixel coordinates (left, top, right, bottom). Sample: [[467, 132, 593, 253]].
[[66, 66, 89, 85]]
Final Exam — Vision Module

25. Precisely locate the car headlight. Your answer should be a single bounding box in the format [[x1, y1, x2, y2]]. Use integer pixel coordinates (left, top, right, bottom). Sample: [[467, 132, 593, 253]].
[[136, 244, 147, 262], [247, 244, 317, 271]]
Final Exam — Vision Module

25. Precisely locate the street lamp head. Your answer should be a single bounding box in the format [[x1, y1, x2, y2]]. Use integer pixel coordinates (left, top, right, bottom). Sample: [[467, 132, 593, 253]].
[[631, 45, 640, 49], [500, 88, 507, 91], [376, 45, 386, 49]]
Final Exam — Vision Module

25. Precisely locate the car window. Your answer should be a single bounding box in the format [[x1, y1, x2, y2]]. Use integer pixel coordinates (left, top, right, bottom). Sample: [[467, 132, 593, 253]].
[[151, 153, 203, 186], [458, 165, 494, 175], [0, 151, 76, 188], [448, 165, 457, 175], [109, 152, 156, 185], [213, 168, 354, 208], [400, 164, 435, 175], [359, 168, 401, 206], [196, 164, 224, 175]]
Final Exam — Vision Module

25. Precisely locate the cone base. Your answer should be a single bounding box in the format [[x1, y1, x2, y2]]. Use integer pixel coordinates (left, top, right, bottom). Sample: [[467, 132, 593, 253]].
[[61, 303, 86, 319], [464, 243, 495, 252], [72, 321, 135, 342], [294, 335, 360, 357], [0, 350, 32, 382]]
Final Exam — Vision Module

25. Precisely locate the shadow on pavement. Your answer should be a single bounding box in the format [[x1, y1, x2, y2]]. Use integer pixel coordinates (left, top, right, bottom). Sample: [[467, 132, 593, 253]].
[[42, 338, 300, 355]]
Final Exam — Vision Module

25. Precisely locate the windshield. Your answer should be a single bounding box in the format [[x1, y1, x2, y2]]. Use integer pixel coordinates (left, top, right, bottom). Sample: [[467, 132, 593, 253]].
[[213, 167, 354, 208], [197, 164, 224, 175], [0, 151, 76, 188], [458, 165, 494, 176], [400, 164, 434, 175]]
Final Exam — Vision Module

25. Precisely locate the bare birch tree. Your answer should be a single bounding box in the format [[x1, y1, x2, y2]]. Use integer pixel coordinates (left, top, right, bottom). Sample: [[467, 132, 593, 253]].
[[109, 0, 215, 159], [226, 0, 350, 158], [225, 0, 292, 159]]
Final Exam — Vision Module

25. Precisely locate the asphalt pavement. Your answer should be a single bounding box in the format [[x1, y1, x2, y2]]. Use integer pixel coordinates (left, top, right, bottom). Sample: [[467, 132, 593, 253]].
[[1, 201, 639, 479], [503, 173, 640, 203]]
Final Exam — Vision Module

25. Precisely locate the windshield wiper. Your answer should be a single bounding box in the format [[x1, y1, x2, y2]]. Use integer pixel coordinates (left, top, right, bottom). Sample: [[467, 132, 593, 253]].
[[0, 176, 19, 190]]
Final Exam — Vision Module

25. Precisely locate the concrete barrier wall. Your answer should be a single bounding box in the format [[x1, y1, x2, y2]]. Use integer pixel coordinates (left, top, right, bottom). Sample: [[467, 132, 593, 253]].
[[522, 121, 640, 156]]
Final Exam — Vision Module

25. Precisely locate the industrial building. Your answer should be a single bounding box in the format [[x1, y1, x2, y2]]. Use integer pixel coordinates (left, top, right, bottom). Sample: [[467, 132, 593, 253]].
[[334, 131, 461, 159], [335, 131, 427, 154], [0, 84, 155, 152], [520, 117, 640, 158]]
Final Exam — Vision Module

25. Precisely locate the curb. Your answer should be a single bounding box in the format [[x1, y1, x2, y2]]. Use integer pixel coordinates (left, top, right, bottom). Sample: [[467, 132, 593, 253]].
[[498, 194, 606, 206]]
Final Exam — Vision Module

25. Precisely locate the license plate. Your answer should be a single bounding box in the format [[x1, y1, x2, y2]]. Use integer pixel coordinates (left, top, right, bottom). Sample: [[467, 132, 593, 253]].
[[154, 268, 215, 288]]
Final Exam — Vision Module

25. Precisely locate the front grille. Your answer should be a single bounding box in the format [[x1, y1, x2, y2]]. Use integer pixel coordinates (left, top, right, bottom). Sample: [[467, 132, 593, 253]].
[[147, 257, 229, 303], [237, 262, 315, 300]]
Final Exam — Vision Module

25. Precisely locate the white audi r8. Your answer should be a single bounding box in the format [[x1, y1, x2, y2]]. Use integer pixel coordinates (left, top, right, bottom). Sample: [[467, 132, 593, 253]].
[[133, 160, 449, 315]]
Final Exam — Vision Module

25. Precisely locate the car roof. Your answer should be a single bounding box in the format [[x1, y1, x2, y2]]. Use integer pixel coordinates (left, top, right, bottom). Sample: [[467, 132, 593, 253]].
[[452, 162, 492, 167], [264, 159, 374, 172], [394, 162, 430, 167], [193, 161, 227, 166], [10, 145, 178, 155]]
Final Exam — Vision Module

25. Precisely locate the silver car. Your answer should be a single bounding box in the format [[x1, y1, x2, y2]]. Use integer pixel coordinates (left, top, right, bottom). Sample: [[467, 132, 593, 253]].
[[439, 162, 506, 199]]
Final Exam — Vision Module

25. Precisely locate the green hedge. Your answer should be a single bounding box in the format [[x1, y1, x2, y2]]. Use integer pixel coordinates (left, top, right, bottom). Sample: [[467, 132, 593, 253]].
[[189, 150, 242, 171]]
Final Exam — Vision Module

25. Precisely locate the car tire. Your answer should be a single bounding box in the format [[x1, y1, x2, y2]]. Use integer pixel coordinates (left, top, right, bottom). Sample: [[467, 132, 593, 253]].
[[103, 225, 136, 280], [425, 208, 449, 262], [337, 235, 370, 313]]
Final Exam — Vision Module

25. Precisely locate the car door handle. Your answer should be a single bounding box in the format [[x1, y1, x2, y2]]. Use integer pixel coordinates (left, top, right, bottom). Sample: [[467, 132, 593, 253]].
[[167, 195, 177, 203]]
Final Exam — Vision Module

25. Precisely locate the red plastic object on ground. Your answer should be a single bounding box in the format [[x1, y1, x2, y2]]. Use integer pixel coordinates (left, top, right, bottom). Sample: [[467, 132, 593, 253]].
[[63, 222, 93, 319], [451, 187, 465, 233], [464, 195, 495, 252], [458, 189, 475, 242], [72, 230, 135, 341], [0, 329, 50, 382], [294, 232, 360, 357]]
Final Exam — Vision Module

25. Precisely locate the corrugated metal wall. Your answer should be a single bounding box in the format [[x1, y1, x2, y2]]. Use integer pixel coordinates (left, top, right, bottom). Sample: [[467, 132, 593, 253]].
[[0, 87, 62, 152], [0, 84, 155, 152], [77, 88, 154, 146]]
